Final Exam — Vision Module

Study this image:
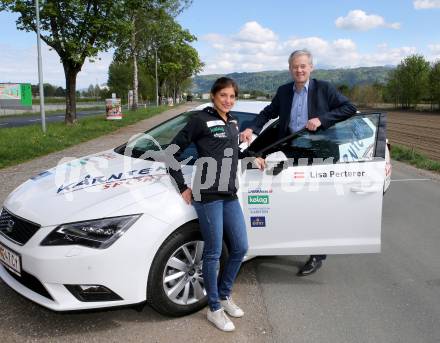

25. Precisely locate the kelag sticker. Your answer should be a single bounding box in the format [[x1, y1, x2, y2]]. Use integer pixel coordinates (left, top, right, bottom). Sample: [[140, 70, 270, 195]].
[[248, 195, 269, 205]]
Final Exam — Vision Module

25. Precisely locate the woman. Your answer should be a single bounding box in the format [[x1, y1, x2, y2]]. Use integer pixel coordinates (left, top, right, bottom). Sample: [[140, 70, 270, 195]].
[[168, 77, 248, 332]]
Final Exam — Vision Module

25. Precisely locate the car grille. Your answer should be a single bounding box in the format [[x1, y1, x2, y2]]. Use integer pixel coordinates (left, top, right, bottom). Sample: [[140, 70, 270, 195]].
[[3, 267, 54, 300], [0, 208, 41, 245]]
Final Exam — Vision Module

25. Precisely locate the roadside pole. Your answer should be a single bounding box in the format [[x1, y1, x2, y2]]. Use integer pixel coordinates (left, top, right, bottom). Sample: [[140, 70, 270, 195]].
[[155, 46, 159, 107], [35, 0, 46, 133]]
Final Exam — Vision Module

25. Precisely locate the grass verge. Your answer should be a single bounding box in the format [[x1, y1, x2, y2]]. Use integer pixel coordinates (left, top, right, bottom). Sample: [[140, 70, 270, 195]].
[[391, 144, 440, 172], [0, 105, 170, 170], [0, 106, 106, 119]]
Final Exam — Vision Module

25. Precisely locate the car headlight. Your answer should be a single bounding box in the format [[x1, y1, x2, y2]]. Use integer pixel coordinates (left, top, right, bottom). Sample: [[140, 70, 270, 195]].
[[40, 215, 141, 249]]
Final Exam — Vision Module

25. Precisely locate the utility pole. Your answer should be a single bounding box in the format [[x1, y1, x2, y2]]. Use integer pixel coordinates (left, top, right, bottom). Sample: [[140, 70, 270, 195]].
[[155, 46, 159, 107], [35, 0, 46, 133]]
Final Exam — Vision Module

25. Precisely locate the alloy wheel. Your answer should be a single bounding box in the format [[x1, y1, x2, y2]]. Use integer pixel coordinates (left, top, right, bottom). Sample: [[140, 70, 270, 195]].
[[162, 240, 206, 305]]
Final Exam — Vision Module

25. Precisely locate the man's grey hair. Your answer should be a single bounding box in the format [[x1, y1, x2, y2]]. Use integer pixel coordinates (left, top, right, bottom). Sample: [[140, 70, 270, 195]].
[[288, 49, 313, 66]]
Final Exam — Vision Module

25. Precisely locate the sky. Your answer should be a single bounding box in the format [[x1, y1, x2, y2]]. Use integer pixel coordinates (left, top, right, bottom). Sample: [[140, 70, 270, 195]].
[[0, 0, 439, 88]]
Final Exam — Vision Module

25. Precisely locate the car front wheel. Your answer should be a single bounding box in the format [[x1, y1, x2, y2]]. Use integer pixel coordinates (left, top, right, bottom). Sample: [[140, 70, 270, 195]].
[[147, 222, 227, 317]]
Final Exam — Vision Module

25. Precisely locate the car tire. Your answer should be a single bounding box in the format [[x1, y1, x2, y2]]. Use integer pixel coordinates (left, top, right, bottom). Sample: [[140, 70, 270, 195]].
[[147, 221, 228, 317]]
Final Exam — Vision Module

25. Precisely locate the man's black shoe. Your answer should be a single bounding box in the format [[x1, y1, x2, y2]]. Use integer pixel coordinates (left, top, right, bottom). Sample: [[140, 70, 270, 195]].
[[297, 256, 323, 276]]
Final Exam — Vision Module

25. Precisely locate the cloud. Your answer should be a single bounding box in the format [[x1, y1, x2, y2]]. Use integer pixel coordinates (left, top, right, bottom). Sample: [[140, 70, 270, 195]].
[[200, 21, 418, 74], [428, 44, 440, 60], [414, 0, 440, 9], [335, 10, 401, 31], [0, 42, 113, 89], [234, 21, 278, 43], [429, 44, 440, 54]]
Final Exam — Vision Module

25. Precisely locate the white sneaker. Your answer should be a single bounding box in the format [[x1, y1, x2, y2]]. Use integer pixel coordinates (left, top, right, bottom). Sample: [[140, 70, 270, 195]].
[[207, 308, 235, 332], [220, 296, 244, 318]]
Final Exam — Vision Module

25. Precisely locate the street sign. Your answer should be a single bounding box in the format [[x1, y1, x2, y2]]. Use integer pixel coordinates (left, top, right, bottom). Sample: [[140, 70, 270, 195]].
[[0, 83, 32, 109]]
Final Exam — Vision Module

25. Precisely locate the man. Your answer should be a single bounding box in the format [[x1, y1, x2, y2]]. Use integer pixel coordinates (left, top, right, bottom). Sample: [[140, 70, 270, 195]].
[[240, 49, 357, 277]]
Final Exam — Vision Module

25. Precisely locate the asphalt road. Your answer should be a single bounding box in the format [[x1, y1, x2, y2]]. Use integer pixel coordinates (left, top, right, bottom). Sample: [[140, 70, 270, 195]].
[[251, 161, 440, 343], [0, 110, 104, 128], [0, 104, 439, 342]]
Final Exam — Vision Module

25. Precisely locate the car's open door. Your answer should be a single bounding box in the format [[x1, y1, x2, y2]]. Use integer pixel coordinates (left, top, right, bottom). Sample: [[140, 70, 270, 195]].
[[239, 113, 387, 255]]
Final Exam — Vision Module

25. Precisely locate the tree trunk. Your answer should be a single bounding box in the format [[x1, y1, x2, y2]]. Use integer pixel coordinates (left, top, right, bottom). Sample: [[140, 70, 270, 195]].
[[133, 52, 139, 110], [64, 63, 80, 124], [131, 17, 138, 110]]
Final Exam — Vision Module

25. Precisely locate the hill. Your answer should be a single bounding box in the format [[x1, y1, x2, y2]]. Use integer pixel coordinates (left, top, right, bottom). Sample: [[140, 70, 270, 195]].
[[191, 66, 394, 95]]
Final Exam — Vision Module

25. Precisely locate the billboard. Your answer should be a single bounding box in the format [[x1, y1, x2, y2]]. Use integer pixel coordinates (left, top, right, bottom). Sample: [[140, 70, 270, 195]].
[[0, 83, 32, 109], [105, 98, 123, 120]]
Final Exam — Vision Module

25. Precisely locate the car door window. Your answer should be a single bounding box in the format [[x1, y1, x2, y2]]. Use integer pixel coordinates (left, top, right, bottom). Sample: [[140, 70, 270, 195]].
[[253, 114, 381, 165]]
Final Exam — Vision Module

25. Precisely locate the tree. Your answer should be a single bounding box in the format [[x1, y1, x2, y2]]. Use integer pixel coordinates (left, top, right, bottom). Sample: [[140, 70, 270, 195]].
[[135, 12, 203, 102], [351, 84, 382, 108], [107, 61, 155, 102], [43, 83, 56, 97], [54, 86, 65, 97], [114, 0, 192, 110], [429, 60, 440, 110], [87, 84, 95, 98], [94, 84, 101, 100], [337, 84, 351, 98], [107, 62, 132, 101], [384, 69, 403, 108], [1, 0, 127, 123], [160, 41, 203, 102], [385, 54, 430, 109]]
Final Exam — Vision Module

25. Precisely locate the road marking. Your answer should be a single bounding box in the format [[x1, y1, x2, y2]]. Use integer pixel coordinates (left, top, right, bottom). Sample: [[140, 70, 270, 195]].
[[28, 119, 41, 122], [391, 178, 431, 182], [0, 123, 8, 126]]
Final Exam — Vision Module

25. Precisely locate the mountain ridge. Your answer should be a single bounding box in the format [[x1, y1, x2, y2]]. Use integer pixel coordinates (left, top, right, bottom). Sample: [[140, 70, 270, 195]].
[[191, 66, 394, 94]]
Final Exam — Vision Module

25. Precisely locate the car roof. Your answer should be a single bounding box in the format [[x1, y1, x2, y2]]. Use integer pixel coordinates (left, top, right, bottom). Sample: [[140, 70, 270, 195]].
[[192, 100, 270, 115]]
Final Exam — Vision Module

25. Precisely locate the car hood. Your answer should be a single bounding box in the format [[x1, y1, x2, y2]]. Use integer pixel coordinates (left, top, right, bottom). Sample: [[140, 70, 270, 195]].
[[3, 150, 174, 227]]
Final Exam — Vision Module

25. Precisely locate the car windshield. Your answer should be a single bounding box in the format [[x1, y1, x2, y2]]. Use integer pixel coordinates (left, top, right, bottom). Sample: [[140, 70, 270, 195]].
[[115, 110, 257, 159]]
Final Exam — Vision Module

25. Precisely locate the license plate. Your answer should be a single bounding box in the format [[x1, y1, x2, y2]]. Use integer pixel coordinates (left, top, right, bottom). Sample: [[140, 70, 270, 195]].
[[0, 242, 21, 277]]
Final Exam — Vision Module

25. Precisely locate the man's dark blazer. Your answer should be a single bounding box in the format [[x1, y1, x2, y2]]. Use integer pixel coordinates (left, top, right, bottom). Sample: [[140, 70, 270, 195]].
[[250, 78, 357, 138]]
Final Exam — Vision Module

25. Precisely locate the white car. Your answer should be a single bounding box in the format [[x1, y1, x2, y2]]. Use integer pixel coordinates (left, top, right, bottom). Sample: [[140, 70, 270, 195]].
[[0, 101, 391, 316]]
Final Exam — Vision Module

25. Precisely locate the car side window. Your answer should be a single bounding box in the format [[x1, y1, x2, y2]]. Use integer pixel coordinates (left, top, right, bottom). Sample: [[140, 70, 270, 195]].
[[261, 114, 380, 164]]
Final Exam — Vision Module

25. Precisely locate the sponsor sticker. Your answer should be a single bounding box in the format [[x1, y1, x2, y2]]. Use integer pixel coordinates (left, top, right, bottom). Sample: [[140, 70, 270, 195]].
[[248, 188, 273, 194], [56, 167, 167, 194], [250, 216, 266, 228], [249, 207, 270, 214], [293, 171, 305, 179], [309, 170, 366, 178], [248, 195, 269, 205]]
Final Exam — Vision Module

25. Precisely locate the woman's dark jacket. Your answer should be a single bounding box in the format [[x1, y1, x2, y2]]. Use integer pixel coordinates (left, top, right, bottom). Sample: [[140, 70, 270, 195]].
[[168, 106, 240, 202]]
